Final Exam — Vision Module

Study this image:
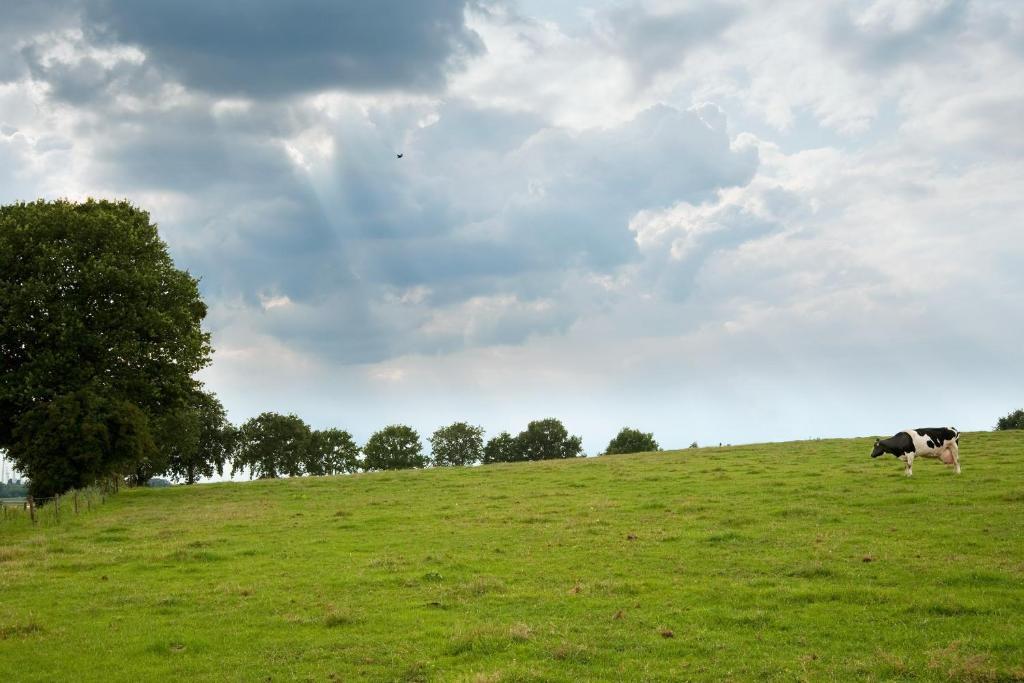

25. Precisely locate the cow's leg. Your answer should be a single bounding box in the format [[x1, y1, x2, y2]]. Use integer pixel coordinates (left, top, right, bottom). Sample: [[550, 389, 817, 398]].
[[950, 442, 961, 474], [904, 452, 914, 477]]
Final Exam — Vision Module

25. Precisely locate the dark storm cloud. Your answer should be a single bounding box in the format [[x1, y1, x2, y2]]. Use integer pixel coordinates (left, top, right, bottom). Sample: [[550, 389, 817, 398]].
[[0, 0, 78, 82], [305, 101, 756, 359], [91, 108, 300, 193], [74, 98, 357, 308], [19, 42, 164, 106], [82, 0, 482, 97], [268, 100, 759, 356], [80, 93, 757, 363]]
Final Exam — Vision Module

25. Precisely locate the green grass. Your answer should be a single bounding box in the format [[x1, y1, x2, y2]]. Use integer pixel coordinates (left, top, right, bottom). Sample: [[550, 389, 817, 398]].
[[2, 431, 1023, 682]]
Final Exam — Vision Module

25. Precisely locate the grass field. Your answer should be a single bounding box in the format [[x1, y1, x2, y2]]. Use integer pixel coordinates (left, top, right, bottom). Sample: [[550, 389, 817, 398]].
[[2, 431, 1023, 681]]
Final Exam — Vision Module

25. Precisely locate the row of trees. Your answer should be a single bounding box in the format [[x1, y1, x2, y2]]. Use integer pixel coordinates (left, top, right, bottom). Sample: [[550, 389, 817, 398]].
[[0, 479, 28, 498], [227, 415, 592, 479], [7, 404, 657, 486]]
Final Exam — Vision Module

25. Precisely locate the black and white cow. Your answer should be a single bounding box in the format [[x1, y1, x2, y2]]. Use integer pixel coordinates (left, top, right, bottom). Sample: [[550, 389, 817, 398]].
[[871, 428, 960, 476]]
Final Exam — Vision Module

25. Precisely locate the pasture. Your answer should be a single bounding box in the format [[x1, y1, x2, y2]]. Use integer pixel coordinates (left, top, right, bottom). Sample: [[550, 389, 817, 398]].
[[2, 431, 1023, 681]]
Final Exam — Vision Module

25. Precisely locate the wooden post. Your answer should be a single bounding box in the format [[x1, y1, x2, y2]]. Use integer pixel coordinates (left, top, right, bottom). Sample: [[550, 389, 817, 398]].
[[74, 490, 79, 514], [27, 495, 36, 524]]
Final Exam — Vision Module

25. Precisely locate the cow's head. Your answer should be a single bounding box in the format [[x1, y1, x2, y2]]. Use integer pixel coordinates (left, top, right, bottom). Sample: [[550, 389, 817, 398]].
[[870, 439, 885, 458]]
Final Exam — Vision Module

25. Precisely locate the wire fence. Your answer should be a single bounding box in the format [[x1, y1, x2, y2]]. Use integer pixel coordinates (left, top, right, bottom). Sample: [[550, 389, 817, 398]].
[[0, 485, 111, 529]]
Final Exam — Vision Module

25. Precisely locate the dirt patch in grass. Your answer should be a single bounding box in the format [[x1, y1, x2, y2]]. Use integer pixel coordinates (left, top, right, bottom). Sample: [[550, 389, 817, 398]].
[[0, 547, 23, 563], [704, 530, 744, 544], [324, 608, 361, 628], [446, 575, 507, 600], [787, 564, 838, 579], [0, 622, 44, 640], [927, 642, 1021, 682], [551, 642, 591, 663], [165, 548, 225, 563]]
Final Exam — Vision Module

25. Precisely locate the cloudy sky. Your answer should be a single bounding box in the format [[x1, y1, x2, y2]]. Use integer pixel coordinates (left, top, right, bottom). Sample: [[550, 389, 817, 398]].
[[2, 0, 1022, 455]]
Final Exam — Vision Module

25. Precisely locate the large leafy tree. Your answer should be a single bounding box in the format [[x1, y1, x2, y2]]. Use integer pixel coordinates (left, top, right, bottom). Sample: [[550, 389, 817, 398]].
[[430, 422, 484, 467], [515, 418, 584, 461], [362, 425, 425, 471], [233, 412, 311, 479], [604, 427, 660, 455], [482, 431, 521, 464], [305, 428, 360, 476], [996, 409, 1024, 431], [0, 199, 211, 494]]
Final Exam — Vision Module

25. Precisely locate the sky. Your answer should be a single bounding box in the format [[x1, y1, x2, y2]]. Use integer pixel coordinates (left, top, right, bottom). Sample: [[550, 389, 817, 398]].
[[1, 0, 1022, 459]]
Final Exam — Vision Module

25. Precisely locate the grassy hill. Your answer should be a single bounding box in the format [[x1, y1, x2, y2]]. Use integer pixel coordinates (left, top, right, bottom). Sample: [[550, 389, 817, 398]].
[[2, 432, 1023, 681]]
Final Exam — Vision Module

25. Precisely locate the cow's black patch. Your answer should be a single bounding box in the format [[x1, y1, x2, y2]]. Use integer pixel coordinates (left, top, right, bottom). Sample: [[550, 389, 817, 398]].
[[914, 427, 958, 448], [872, 431, 915, 458]]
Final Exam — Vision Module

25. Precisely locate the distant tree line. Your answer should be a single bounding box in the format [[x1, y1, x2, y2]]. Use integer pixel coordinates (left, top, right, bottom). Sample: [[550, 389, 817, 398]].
[[0, 479, 28, 498], [222, 416, 589, 479]]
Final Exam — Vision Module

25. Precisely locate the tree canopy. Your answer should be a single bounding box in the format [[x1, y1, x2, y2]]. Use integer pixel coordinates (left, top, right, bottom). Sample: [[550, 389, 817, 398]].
[[515, 418, 584, 461], [165, 390, 237, 484], [604, 427, 660, 455], [305, 428, 360, 476], [996, 409, 1024, 431], [430, 422, 484, 467], [362, 425, 425, 471], [8, 388, 156, 497], [482, 431, 523, 464], [233, 412, 311, 479], [0, 199, 211, 494]]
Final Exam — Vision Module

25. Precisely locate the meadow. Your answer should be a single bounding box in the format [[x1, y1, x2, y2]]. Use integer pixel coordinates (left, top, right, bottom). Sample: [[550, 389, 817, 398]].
[[2, 431, 1023, 682]]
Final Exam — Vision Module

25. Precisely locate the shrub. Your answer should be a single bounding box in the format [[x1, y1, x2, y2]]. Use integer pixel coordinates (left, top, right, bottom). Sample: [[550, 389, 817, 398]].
[[604, 427, 660, 455], [996, 409, 1024, 431]]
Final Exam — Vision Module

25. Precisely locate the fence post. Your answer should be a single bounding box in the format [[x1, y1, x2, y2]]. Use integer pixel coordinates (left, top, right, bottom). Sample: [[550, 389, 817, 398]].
[[55, 494, 60, 521], [27, 495, 36, 524]]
